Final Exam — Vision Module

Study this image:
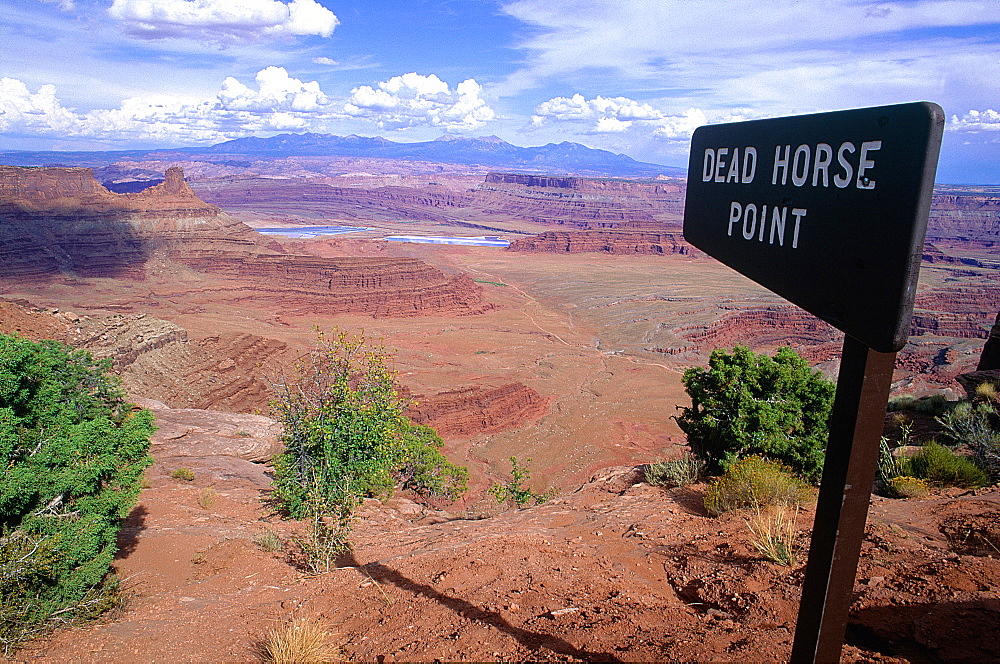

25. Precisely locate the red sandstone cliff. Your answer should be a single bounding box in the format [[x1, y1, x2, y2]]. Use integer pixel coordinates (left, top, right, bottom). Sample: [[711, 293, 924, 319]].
[[0, 166, 486, 317]]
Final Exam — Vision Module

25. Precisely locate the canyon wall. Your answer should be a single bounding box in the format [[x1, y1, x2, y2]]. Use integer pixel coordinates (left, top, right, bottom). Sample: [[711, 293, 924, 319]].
[[0, 299, 548, 434], [0, 166, 486, 317]]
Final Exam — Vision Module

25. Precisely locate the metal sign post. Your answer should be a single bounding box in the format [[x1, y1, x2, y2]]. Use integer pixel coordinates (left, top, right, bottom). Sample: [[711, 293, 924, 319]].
[[683, 102, 944, 663]]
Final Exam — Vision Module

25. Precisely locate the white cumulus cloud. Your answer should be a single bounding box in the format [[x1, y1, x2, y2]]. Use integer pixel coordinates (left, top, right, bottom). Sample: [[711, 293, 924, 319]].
[[108, 0, 339, 41], [219, 66, 329, 112], [531, 93, 665, 133], [529, 94, 759, 146], [948, 109, 1000, 131], [0, 78, 79, 134], [344, 73, 496, 132], [0, 68, 339, 146]]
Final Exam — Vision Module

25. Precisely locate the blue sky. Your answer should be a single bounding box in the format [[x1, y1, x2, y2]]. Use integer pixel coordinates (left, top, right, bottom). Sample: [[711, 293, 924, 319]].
[[2, 0, 999, 182]]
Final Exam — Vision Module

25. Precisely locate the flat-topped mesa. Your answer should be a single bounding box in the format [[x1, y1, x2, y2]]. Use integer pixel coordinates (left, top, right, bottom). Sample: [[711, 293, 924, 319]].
[[473, 172, 684, 229], [0, 165, 220, 219]]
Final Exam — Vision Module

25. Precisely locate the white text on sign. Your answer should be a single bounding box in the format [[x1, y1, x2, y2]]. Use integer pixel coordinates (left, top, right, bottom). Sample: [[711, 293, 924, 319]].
[[702, 141, 882, 190], [702, 140, 881, 249]]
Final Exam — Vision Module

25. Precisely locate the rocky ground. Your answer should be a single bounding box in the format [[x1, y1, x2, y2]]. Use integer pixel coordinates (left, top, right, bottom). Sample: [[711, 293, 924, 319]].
[[18, 402, 1000, 663]]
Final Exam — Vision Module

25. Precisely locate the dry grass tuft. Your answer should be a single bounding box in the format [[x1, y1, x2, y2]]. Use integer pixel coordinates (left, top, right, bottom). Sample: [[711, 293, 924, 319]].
[[197, 487, 217, 510], [262, 617, 340, 663], [976, 381, 998, 403], [746, 506, 801, 566]]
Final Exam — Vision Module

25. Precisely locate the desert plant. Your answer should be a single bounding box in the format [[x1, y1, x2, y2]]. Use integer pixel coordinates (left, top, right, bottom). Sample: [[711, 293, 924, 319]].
[[746, 506, 801, 566], [889, 476, 930, 499], [488, 457, 554, 508], [936, 401, 1000, 482], [197, 488, 217, 510], [171, 467, 195, 482], [908, 441, 989, 488], [0, 333, 154, 653], [394, 424, 469, 501], [262, 617, 340, 664], [270, 328, 467, 556], [875, 437, 909, 498], [703, 456, 813, 516], [675, 346, 835, 483], [975, 381, 998, 403], [645, 453, 706, 487], [887, 393, 948, 416], [254, 529, 283, 553]]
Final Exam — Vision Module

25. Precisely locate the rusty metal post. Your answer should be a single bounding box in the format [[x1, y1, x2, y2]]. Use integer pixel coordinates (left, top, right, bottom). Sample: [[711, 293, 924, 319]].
[[791, 334, 897, 663]]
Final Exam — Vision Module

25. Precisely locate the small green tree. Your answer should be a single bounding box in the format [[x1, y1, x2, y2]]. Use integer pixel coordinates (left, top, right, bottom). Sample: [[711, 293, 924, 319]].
[[270, 329, 467, 564], [0, 334, 154, 652], [488, 457, 553, 508], [675, 346, 835, 483]]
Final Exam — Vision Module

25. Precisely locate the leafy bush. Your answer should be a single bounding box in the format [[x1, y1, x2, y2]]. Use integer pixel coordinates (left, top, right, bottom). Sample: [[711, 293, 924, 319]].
[[0, 333, 154, 652], [395, 424, 469, 501], [488, 457, 553, 508], [270, 329, 467, 562], [703, 456, 813, 516], [645, 453, 705, 488], [676, 346, 835, 483], [909, 441, 989, 488], [936, 402, 1000, 482]]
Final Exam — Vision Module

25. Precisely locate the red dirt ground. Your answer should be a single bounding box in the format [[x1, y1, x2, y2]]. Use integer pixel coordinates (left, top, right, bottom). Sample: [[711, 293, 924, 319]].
[[19, 410, 1000, 663]]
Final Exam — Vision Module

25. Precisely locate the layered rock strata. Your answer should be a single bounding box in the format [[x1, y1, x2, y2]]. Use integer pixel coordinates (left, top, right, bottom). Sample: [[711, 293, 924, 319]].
[[406, 383, 549, 437], [0, 166, 486, 317], [508, 230, 699, 256]]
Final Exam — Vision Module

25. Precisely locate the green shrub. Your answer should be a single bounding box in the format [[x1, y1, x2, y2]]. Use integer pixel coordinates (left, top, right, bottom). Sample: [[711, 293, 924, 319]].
[[909, 441, 989, 488], [395, 424, 469, 501], [0, 333, 154, 653], [270, 329, 467, 561], [936, 402, 1000, 482], [889, 476, 929, 499], [676, 346, 835, 483], [887, 393, 948, 416], [645, 453, 705, 488], [703, 456, 813, 516], [488, 457, 553, 508]]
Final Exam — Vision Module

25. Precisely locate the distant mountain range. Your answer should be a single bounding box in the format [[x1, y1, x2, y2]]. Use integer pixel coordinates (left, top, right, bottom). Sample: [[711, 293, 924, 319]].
[[0, 133, 684, 179]]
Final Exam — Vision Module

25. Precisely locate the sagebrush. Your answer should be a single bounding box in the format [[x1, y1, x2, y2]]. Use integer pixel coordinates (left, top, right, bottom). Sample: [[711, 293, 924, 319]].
[[703, 456, 814, 516], [645, 453, 705, 488]]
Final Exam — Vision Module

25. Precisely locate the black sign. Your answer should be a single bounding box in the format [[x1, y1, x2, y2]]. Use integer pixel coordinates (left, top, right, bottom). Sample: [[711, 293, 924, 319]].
[[683, 102, 944, 352]]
